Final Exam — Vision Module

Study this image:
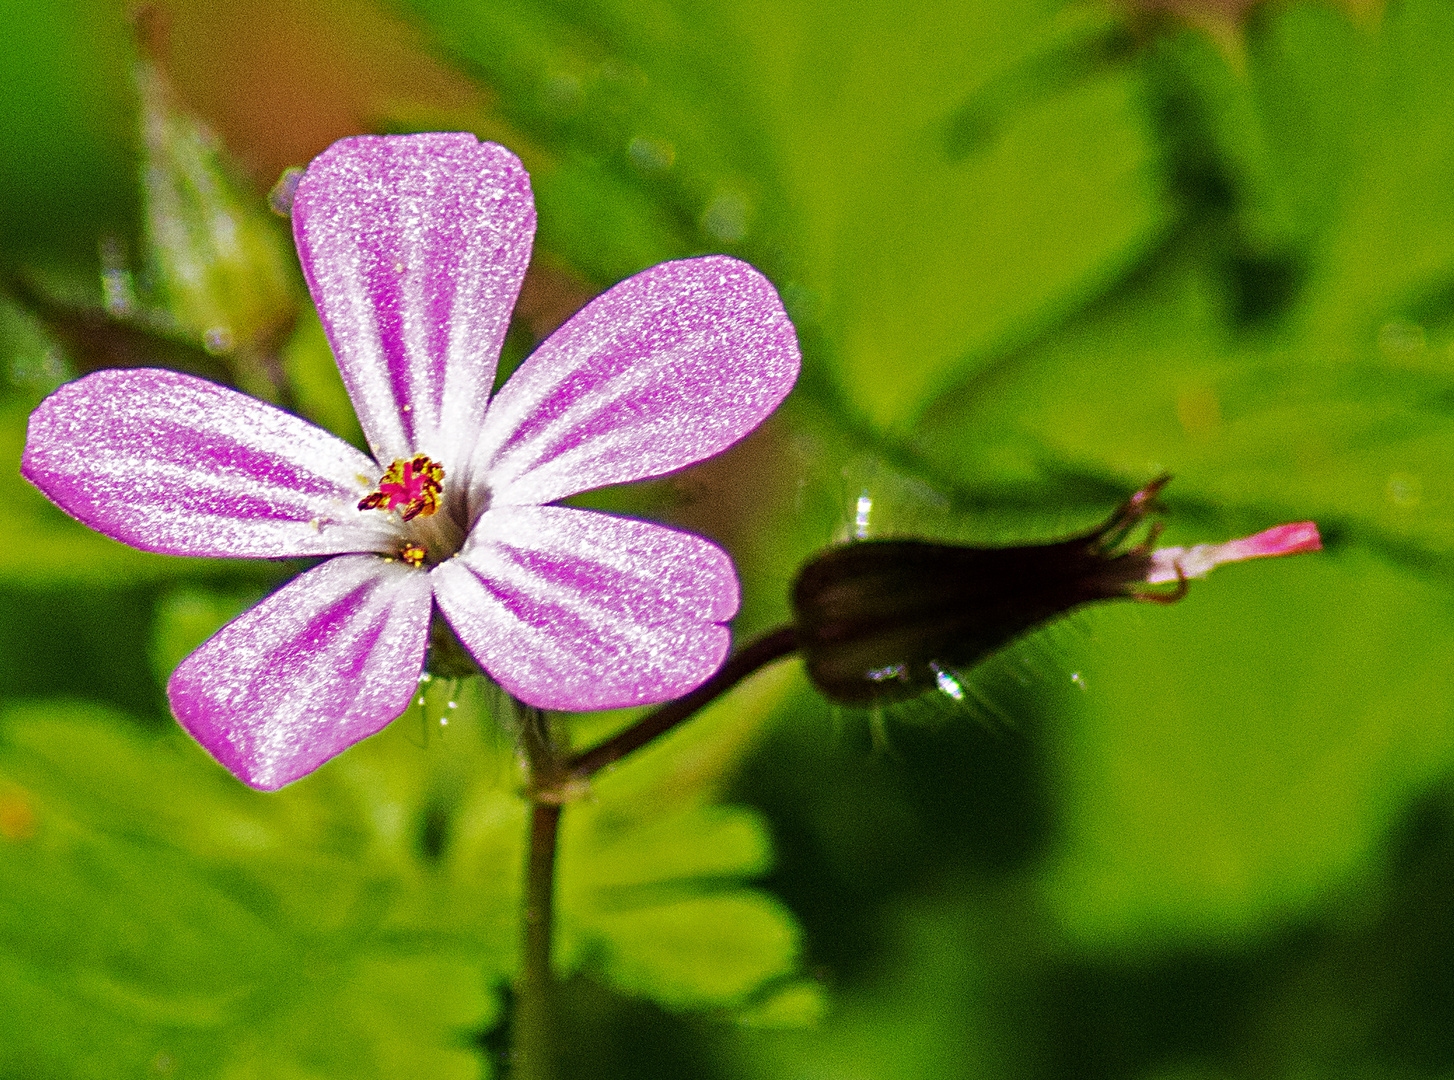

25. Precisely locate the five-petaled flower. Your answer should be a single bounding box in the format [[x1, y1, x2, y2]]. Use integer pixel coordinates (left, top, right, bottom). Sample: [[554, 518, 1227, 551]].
[[22, 133, 801, 790]]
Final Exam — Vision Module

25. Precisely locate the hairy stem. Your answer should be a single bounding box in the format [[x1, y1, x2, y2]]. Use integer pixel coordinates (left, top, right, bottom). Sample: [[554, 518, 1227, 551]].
[[514, 801, 562, 1080], [513, 706, 565, 1080], [508, 626, 799, 1076], [568, 624, 799, 780]]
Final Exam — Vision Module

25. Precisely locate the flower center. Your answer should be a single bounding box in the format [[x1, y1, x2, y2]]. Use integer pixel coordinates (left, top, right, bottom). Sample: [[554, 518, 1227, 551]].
[[359, 454, 445, 522]]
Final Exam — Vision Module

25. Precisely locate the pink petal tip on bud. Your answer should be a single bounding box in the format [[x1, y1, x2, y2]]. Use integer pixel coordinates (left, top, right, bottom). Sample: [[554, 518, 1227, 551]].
[[1145, 522, 1321, 585]]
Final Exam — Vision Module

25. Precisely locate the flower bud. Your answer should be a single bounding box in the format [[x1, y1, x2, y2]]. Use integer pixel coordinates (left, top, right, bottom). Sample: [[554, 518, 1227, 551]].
[[791, 477, 1319, 705]]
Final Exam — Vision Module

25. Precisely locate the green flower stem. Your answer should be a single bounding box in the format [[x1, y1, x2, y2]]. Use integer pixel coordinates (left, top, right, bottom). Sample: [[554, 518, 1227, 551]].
[[568, 624, 800, 780], [508, 627, 799, 1077], [515, 800, 562, 1080], [514, 705, 566, 1080]]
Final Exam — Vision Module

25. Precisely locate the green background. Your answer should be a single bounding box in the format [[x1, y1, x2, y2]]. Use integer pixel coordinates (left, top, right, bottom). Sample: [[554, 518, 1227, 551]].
[[4, 0, 1454, 1076]]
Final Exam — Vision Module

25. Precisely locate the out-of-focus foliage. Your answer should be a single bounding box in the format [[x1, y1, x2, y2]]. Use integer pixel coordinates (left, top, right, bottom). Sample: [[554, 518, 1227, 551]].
[[0, 1, 136, 259], [135, 57, 301, 380], [6, 0, 1454, 1077], [0, 666, 803, 1078], [408, 0, 1170, 431]]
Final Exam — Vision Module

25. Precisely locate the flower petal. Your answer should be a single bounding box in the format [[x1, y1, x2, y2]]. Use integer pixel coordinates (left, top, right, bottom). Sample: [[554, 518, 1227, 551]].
[[292, 133, 536, 471], [168, 554, 432, 790], [432, 506, 739, 710], [474, 255, 800, 507], [22, 368, 395, 558], [1146, 522, 1323, 584]]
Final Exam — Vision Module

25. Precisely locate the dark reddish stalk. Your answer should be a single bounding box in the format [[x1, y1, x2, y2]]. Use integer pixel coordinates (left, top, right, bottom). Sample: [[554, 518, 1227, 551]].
[[567, 625, 800, 780]]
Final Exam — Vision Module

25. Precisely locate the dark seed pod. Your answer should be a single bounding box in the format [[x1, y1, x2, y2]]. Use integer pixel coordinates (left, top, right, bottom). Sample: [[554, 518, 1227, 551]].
[[791, 476, 1179, 705]]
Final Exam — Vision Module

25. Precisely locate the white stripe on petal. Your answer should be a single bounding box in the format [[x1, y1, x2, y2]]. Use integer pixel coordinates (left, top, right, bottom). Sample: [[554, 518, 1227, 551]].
[[475, 256, 799, 507], [168, 554, 432, 790], [433, 505, 738, 710], [292, 134, 535, 473], [22, 368, 395, 558]]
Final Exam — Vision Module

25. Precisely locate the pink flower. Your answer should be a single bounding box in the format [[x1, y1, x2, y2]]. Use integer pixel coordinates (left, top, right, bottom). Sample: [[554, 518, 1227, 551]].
[[22, 133, 801, 790]]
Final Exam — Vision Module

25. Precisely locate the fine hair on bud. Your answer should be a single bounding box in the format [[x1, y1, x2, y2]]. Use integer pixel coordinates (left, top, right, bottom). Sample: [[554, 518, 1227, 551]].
[[792, 477, 1176, 705]]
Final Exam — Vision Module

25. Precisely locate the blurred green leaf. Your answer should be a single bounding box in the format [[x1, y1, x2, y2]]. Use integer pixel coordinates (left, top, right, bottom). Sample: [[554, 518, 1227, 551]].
[[0, 660, 806, 1075], [732, 979, 828, 1029], [0, 699, 495, 1080], [1040, 546, 1454, 945], [740, 5, 1166, 431], [149, 586, 262, 688], [135, 58, 301, 396], [911, 1, 1454, 558], [1258, 1, 1454, 348], [914, 241, 1454, 557], [282, 306, 367, 450], [733, 888, 1026, 1080], [582, 892, 798, 1008], [559, 659, 807, 1011], [406, 0, 1170, 430], [0, 292, 71, 400], [0, 0, 137, 258]]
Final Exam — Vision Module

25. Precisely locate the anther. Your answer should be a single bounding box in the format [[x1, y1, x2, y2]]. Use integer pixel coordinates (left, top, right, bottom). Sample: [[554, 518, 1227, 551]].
[[359, 454, 445, 521]]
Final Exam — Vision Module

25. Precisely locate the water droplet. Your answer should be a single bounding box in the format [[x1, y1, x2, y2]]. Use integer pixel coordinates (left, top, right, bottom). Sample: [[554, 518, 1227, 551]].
[[854, 491, 872, 539], [931, 662, 965, 701], [1071, 671, 1086, 691], [203, 327, 234, 354]]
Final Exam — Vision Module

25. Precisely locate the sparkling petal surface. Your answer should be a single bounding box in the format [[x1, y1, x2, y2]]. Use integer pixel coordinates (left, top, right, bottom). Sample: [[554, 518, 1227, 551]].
[[292, 133, 536, 472], [22, 368, 395, 558], [1146, 522, 1323, 583], [473, 255, 801, 507], [432, 505, 739, 710], [168, 554, 432, 790]]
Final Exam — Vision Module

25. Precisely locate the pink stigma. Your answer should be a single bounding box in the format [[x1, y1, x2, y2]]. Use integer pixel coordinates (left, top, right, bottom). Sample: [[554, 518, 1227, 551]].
[[358, 454, 445, 521]]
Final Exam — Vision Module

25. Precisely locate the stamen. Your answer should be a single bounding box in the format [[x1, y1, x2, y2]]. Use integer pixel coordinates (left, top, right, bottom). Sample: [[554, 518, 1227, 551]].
[[399, 542, 427, 568], [359, 454, 445, 521]]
